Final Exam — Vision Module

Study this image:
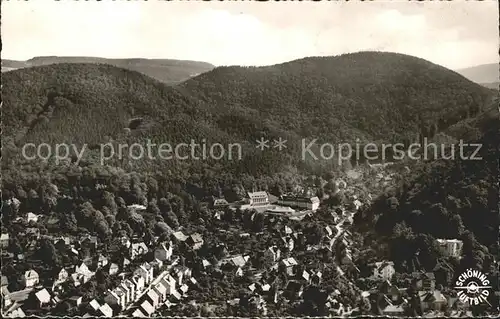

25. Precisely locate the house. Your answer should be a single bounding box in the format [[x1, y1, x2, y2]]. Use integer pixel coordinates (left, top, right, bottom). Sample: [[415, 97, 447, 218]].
[[230, 255, 247, 268], [413, 272, 436, 291], [186, 233, 203, 250], [212, 197, 229, 208], [105, 288, 125, 309], [68, 295, 83, 307], [281, 236, 295, 252], [146, 289, 160, 309], [418, 290, 448, 311], [7, 307, 26, 318], [384, 284, 405, 304], [150, 258, 164, 274], [119, 282, 131, 305], [2, 275, 9, 290], [70, 247, 79, 256], [55, 268, 69, 283], [132, 309, 147, 317], [49, 295, 61, 307], [132, 275, 145, 293], [123, 279, 136, 302], [282, 257, 298, 276], [26, 212, 38, 223], [371, 261, 395, 281], [80, 236, 98, 250], [140, 300, 155, 316], [382, 304, 405, 316], [236, 267, 244, 277], [325, 226, 334, 238], [260, 283, 271, 293], [35, 288, 51, 307], [0, 233, 9, 248], [172, 267, 189, 285], [134, 263, 154, 284], [54, 236, 71, 246], [128, 204, 147, 211], [301, 270, 311, 283], [213, 211, 223, 220], [353, 199, 362, 210], [122, 257, 131, 269], [75, 263, 94, 282], [22, 269, 39, 288], [160, 277, 174, 294], [264, 246, 281, 262], [96, 254, 109, 268], [202, 259, 211, 269], [171, 289, 182, 301], [172, 231, 188, 242], [248, 191, 270, 206], [119, 236, 132, 249], [89, 299, 101, 311], [113, 288, 126, 307], [436, 239, 463, 258], [154, 242, 173, 261], [70, 273, 82, 287], [153, 282, 167, 303], [341, 248, 353, 265], [180, 284, 189, 295], [98, 303, 114, 317], [130, 242, 149, 260], [311, 271, 322, 285], [277, 195, 320, 211], [107, 263, 119, 276]]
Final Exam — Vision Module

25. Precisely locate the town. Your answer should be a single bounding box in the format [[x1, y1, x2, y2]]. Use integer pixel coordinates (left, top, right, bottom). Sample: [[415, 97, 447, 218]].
[[1, 165, 484, 318]]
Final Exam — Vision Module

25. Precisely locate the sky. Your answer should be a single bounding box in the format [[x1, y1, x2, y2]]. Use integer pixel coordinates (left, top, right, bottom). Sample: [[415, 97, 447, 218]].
[[2, 0, 498, 70]]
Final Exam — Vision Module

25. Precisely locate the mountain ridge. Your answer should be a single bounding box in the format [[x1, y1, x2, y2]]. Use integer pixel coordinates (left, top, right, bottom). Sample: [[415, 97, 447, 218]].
[[1, 57, 214, 85], [2, 52, 495, 178], [455, 63, 499, 87]]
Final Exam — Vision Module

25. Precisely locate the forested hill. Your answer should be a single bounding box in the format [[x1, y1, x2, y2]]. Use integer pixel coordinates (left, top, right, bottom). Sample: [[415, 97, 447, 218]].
[[1, 52, 495, 182], [356, 106, 499, 275], [456, 63, 499, 85], [1, 57, 214, 84], [181, 52, 493, 145]]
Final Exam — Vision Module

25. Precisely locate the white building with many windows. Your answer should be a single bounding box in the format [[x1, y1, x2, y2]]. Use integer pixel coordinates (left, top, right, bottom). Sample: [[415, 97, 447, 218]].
[[248, 191, 270, 206], [436, 239, 463, 258], [277, 195, 320, 211]]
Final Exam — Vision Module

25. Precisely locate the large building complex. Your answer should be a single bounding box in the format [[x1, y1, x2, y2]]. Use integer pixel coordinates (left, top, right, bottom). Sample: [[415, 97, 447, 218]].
[[277, 195, 320, 211]]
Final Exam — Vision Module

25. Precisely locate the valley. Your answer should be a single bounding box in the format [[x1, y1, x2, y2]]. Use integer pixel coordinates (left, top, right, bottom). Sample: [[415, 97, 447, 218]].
[[1, 52, 498, 317]]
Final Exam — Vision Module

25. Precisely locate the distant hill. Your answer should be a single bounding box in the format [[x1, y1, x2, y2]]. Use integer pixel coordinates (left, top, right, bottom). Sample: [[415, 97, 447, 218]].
[[1, 57, 214, 84], [181, 52, 492, 145], [1, 52, 495, 179], [455, 63, 499, 88], [479, 82, 499, 90]]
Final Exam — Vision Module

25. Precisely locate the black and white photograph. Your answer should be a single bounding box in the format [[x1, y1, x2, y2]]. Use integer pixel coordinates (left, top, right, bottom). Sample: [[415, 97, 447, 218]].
[[1, 0, 499, 317]]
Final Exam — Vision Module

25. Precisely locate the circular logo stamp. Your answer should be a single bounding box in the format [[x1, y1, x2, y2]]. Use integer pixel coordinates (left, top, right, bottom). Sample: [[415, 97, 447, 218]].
[[454, 268, 491, 306]]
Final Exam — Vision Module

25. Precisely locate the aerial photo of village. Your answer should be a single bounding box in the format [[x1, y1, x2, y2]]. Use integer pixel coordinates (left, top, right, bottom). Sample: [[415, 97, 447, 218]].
[[1, 0, 499, 318]]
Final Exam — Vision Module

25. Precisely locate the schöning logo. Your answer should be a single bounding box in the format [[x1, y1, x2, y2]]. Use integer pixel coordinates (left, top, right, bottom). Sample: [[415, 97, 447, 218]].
[[454, 268, 491, 306]]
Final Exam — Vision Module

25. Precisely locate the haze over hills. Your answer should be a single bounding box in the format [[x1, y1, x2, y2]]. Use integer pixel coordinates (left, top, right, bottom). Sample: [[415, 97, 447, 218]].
[[455, 63, 499, 89], [2, 51, 495, 178], [1, 57, 214, 85]]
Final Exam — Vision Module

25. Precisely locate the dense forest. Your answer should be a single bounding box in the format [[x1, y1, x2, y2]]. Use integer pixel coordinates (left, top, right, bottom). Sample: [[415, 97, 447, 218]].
[[182, 52, 492, 144], [2, 52, 494, 182], [354, 108, 499, 280]]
